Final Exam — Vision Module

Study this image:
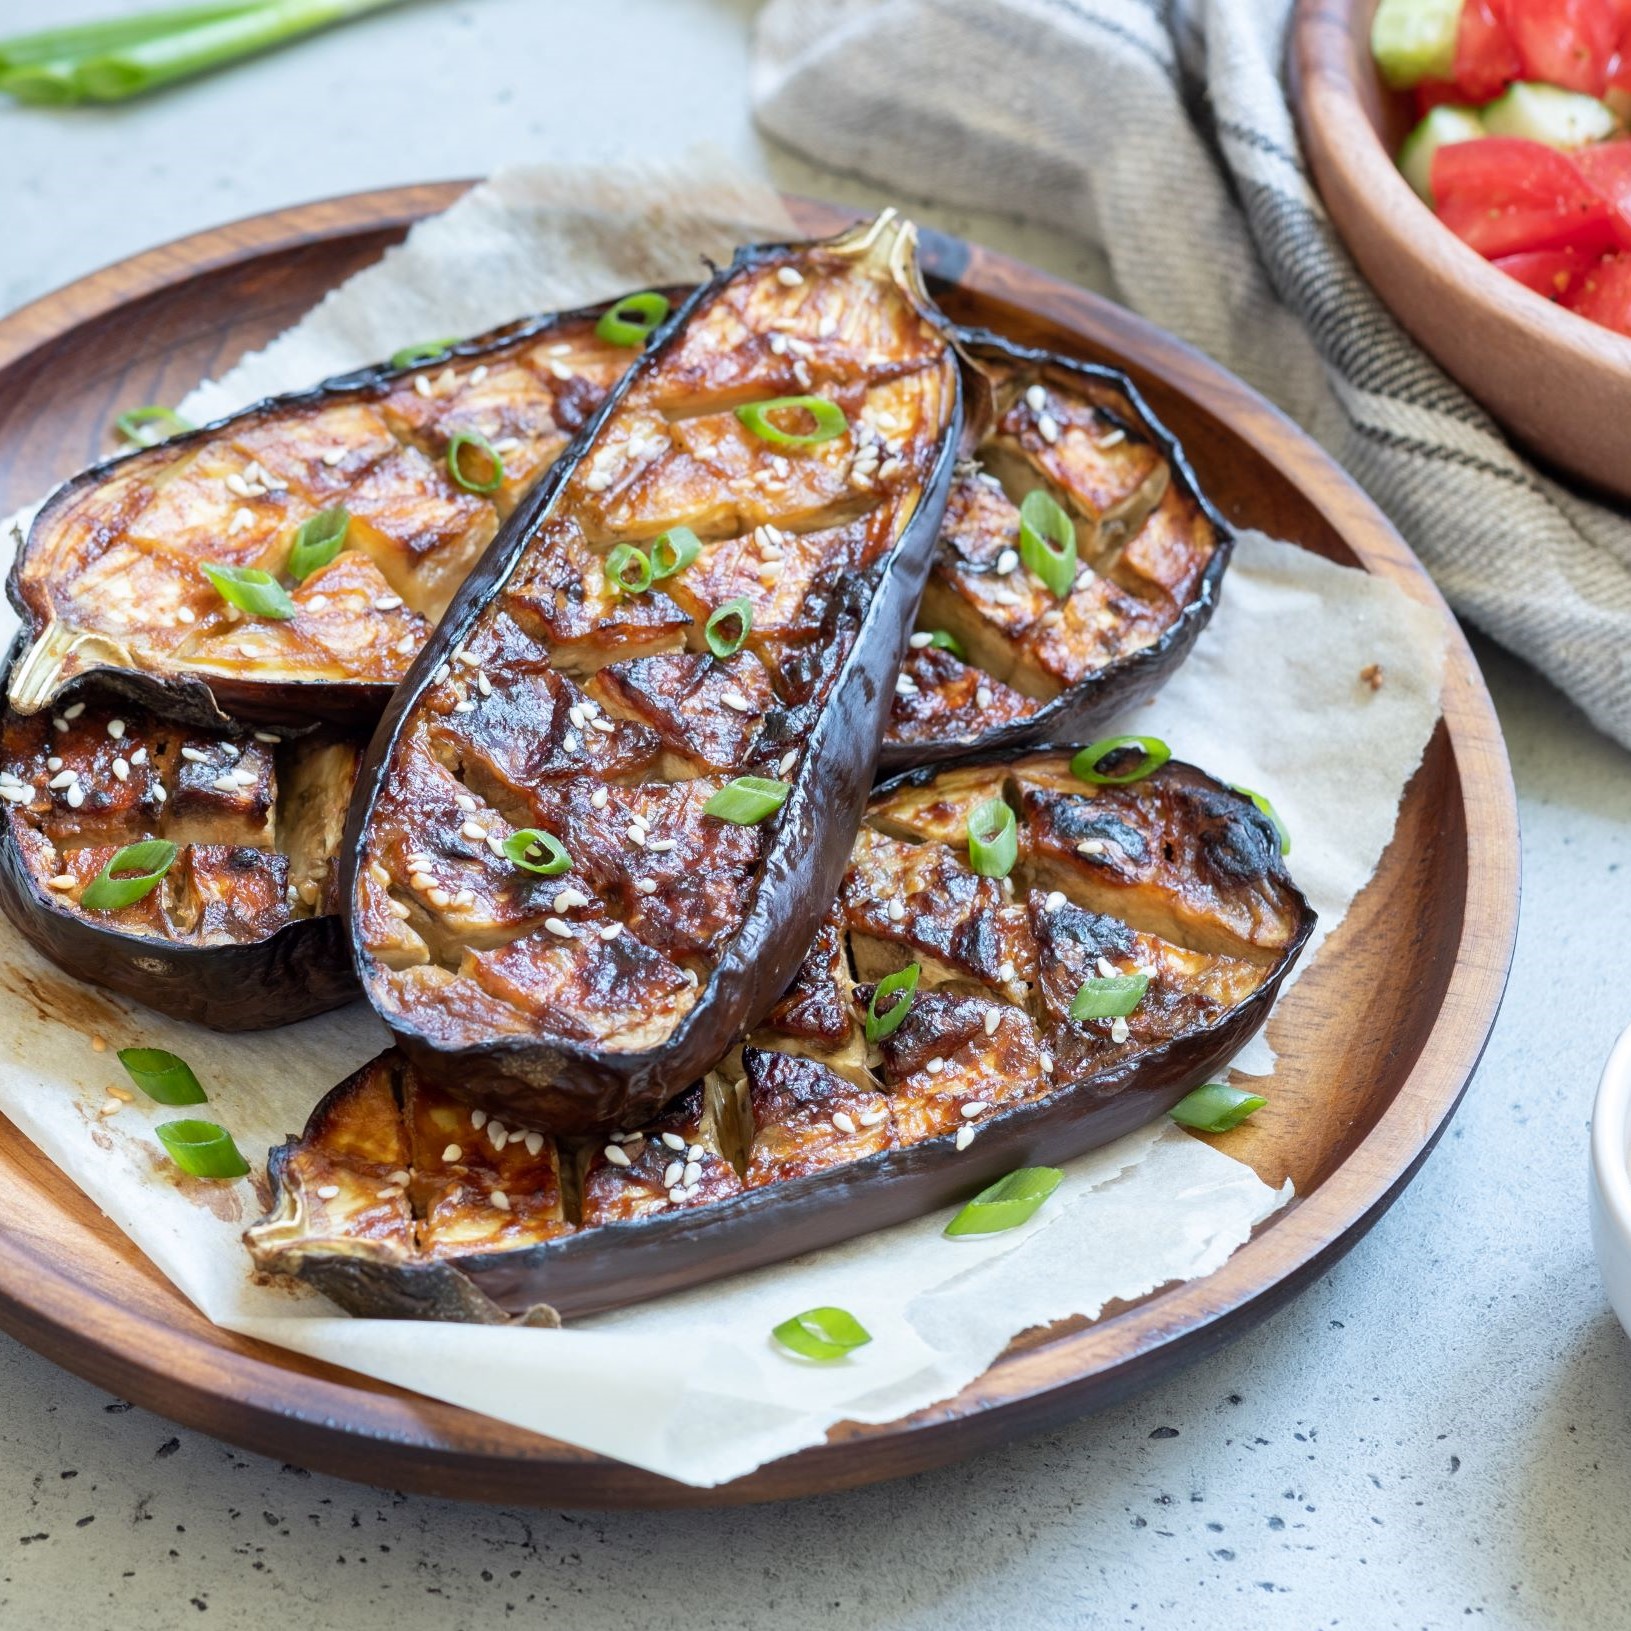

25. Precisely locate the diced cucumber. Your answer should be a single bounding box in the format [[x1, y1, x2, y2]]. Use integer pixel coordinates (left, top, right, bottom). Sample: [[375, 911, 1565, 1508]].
[[1481, 81, 1620, 148], [1371, 0, 1462, 90], [1398, 105, 1487, 202]]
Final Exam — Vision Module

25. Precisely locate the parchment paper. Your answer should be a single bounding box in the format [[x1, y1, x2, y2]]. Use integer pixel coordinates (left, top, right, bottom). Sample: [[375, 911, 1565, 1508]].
[[0, 161, 1446, 1487]]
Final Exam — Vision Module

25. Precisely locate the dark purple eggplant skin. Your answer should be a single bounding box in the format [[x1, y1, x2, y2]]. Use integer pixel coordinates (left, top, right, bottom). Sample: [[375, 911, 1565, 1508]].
[[5, 296, 678, 733], [877, 327, 1235, 774], [341, 231, 965, 1136]]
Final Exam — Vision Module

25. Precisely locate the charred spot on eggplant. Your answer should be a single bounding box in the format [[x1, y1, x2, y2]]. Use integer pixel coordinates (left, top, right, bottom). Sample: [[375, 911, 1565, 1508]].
[[346, 213, 963, 1134], [879, 329, 1232, 769], [248, 748, 1314, 1320], [0, 671, 363, 1029], [6, 301, 652, 728]]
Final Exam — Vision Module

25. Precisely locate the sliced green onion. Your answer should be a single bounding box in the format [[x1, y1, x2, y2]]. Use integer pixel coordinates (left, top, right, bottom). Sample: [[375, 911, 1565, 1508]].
[[704, 776, 790, 825], [1070, 735, 1172, 786], [603, 543, 653, 597], [864, 962, 920, 1043], [114, 405, 192, 447], [446, 429, 504, 494], [287, 506, 350, 581], [1170, 1083, 1267, 1134], [704, 596, 753, 658], [0, 6, 260, 76], [1231, 784, 1291, 855], [1069, 972, 1150, 1021], [154, 1119, 250, 1180], [649, 526, 702, 580], [201, 562, 295, 621], [735, 395, 848, 447], [944, 1167, 1064, 1237], [594, 291, 671, 348], [967, 797, 1018, 878], [390, 337, 459, 369], [80, 840, 177, 911], [502, 829, 571, 876], [925, 628, 965, 660], [1018, 488, 1078, 600], [771, 1306, 872, 1361], [117, 1048, 206, 1106]]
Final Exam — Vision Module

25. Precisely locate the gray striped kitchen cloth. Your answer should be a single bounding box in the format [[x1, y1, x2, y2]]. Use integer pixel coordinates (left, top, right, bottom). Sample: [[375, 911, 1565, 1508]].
[[751, 0, 1631, 748]]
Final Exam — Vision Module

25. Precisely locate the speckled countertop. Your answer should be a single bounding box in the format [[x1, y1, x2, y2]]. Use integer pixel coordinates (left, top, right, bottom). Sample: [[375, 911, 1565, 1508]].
[[1, 2, 1629, 1627]]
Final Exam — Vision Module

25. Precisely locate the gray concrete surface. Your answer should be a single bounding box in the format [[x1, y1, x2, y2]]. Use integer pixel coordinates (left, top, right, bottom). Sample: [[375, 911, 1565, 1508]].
[[2, 2, 1629, 1627]]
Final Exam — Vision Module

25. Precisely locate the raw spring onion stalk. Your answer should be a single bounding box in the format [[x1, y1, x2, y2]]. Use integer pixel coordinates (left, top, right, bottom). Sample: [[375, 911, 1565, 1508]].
[[966, 797, 1018, 878], [1071, 735, 1172, 786], [80, 840, 178, 911], [0, 1, 408, 106], [502, 829, 571, 877], [770, 1306, 872, 1361], [287, 507, 350, 581], [735, 395, 848, 447], [594, 291, 671, 348], [1231, 784, 1291, 854], [1018, 488, 1077, 599], [1069, 972, 1149, 1021], [944, 1167, 1064, 1237], [703, 776, 790, 825], [155, 1118, 251, 1179], [201, 562, 296, 621], [113, 405, 193, 447], [864, 961, 920, 1043], [1170, 1083, 1267, 1133]]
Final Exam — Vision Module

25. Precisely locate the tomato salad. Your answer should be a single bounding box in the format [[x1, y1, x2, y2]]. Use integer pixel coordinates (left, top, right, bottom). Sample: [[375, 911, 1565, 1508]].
[[1373, 0, 1631, 335]]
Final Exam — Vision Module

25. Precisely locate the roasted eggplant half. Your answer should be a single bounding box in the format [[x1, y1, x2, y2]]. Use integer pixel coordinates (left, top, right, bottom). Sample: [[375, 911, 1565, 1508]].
[[0, 668, 362, 1029], [6, 300, 648, 728], [881, 329, 1230, 768], [248, 748, 1313, 1321], [344, 212, 962, 1135]]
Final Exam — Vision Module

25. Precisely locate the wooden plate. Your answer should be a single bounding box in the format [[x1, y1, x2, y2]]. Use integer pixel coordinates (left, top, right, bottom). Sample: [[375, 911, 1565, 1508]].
[[0, 185, 1518, 1506], [1293, 0, 1631, 501]]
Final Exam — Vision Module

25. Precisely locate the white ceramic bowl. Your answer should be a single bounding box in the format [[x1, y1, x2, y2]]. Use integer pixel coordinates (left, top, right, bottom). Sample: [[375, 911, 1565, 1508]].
[[1589, 1022, 1631, 1340]]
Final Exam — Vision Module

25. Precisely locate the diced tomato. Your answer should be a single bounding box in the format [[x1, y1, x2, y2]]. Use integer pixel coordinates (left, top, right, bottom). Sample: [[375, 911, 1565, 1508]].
[[1491, 244, 1595, 294], [1562, 248, 1631, 330], [1455, 0, 1524, 100], [1505, 0, 1619, 96], [1575, 136, 1631, 244], [1433, 136, 1618, 253]]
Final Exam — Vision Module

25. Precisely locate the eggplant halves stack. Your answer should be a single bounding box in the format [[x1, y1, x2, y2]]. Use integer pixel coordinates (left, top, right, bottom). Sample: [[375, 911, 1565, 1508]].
[[344, 212, 963, 1133], [881, 329, 1230, 769], [0, 671, 363, 1029], [6, 302, 643, 728], [247, 748, 1313, 1322]]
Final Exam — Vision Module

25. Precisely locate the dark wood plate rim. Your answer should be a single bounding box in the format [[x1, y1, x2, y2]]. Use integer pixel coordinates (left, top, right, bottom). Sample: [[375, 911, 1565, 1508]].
[[0, 183, 1519, 1507]]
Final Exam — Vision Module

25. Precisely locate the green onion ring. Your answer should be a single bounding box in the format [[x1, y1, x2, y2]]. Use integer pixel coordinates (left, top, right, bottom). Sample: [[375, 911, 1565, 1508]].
[[117, 1047, 207, 1106], [1231, 783, 1291, 855], [287, 506, 350, 581], [502, 829, 571, 876], [201, 562, 296, 621], [79, 839, 177, 911], [114, 405, 192, 448], [389, 338, 460, 370], [704, 596, 753, 658], [944, 1167, 1064, 1237], [649, 526, 702, 580], [595, 291, 671, 347], [925, 628, 965, 660], [1170, 1083, 1267, 1133], [864, 961, 920, 1043], [1018, 488, 1078, 600], [771, 1306, 872, 1361], [1069, 973, 1150, 1022], [703, 776, 790, 825], [1070, 735, 1172, 786], [155, 1119, 250, 1181], [966, 797, 1018, 878], [603, 543, 653, 597], [735, 395, 848, 447], [446, 429, 505, 494]]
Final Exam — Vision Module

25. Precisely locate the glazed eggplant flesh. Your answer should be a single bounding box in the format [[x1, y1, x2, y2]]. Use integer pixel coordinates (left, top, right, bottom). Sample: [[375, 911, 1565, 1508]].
[[881, 331, 1230, 768], [248, 749, 1313, 1321], [348, 213, 962, 1134], [7, 304, 641, 727], [0, 690, 363, 1028]]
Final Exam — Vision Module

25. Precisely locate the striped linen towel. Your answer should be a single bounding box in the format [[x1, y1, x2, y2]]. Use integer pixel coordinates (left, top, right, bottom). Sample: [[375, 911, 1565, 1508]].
[[750, 0, 1631, 748]]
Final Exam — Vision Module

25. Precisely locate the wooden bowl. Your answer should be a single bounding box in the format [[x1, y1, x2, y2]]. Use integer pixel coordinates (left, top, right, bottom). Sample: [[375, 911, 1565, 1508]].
[[1294, 0, 1631, 500], [0, 185, 1519, 1505]]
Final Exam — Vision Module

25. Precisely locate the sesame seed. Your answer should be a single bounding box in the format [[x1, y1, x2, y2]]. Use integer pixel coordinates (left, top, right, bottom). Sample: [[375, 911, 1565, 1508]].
[[433, 663, 452, 685], [454, 793, 478, 813], [442, 1143, 462, 1163], [544, 917, 574, 937], [0, 784, 30, 802], [662, 1160, 684, 1188], [955, 1124, 976, 1151], [491, 1190, 511, 1212], [47, 875, 74, 891], [589, 716, 614, 735], [991, 589, 1021, 607], [47, 770, 76, 789], [1097, 957, 1119, 978], [410, 871, 435, 890], [367, 861, 390, 887], [859, 1106, 889, 1127], [387, 899, 411, 919], [374, 595, 403, 611], [177, 605, 197, 624], [720, 690, 753, 713], [563, 731, 578, 752], [181, 747, 211, 764], [553, 887, 589, 912], [681, 1160, 701, 1187], [909, 631, 933, 649], [489, 1122, 507, 1149], [65, 785, 84, 808], [471, 1110, 488, 1129], [1040, 1053, 1054, 1074], [111, 759, 129, 782], [1038, 413, 1060, 444], [1077, 839, 1106, 856], [984, 1010, 1001, 1036], [390, 1168, 411, 1185], [1110, 1015, 1130, 1044], [778, 751, 797, 776], [1025, 385, 1047, 413], [45, 756, 62, 771], [961, 1101, 988, 1119], [832, 1111, 857, 1135], [995, 548, 1019, 576], [776, 265, 804, 287], [887, 898, 906, 922], [306, 594, 329, 612], [975, 686, 994, 710], [667, 1187, 688, 1204], [107, 1083, 133, 1102], [584, 471, 611, 492], [51, 718, 67, 734], [605, 1143, 632, 1168], [413, 374, 433, 398], [376, 1186, 403, 1201], [626, 825, 646, 847], [105, 718, 126, 740], [645, 838, 676, 853], [428, 887, 452, 908], [316, 1184, 340, 1200], [769, 332, 788, 355], [599, 923, 621, 941], [524, 1131, 544, 1157], [998, 960, 1016, 983], [635, 877, 658, 895], [1046, 890, 1067, 912], [661, 1132, 686, 1152], [461, 820, 487, 841], [687, 1143, 705, 1161], [152, 784, 166, 804], [63, 703, 86, 721], [591, 786, 609, 810], [210, 775, 240, 793], [894, 675, 918, 697], [926, 1057, 945, 1076], [1097, 428, 1127, 449]]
